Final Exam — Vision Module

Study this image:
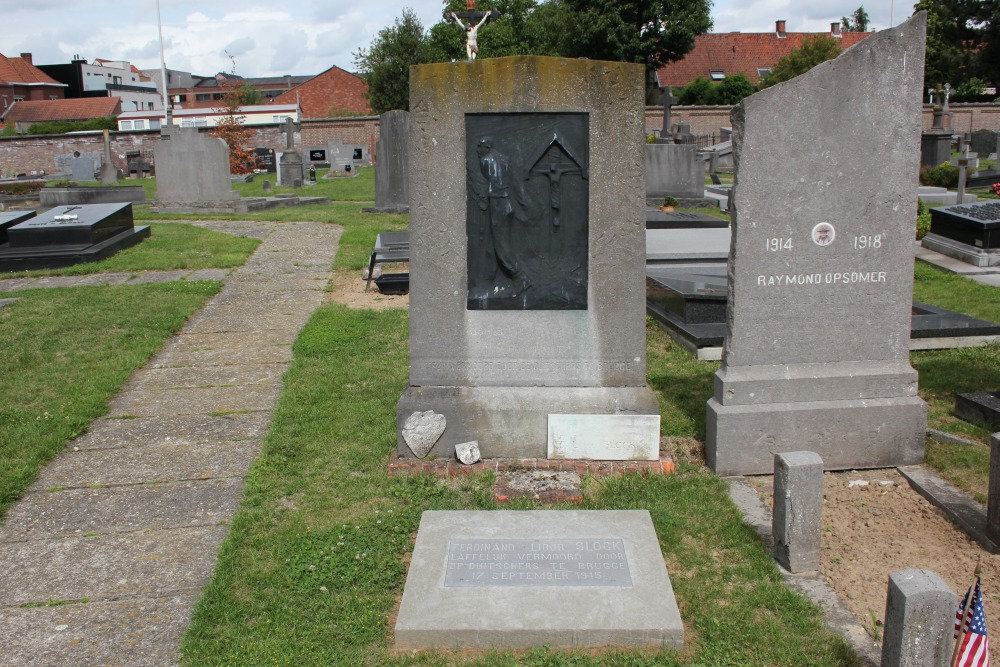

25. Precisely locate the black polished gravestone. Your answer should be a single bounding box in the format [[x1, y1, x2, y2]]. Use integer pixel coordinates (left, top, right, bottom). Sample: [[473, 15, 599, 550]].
[[646, 264, 1000, 352], [466, 113, 589, 311], [0, 210, 37, 245], [929, 201, 1000, 249], [254, 148, 277, 174], [646, 210, 729, 229], [0, 203, 149, 272], [955, 392, 1000, 431]]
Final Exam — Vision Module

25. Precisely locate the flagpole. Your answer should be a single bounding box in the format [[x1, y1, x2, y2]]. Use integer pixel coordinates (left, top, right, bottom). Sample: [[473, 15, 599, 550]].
[[951, 562, 983, 667], [156, 0, 169, 124]]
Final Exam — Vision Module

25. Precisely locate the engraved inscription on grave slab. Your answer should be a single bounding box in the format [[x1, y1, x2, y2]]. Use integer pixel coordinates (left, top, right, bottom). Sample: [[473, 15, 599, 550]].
[[444, 538, 631, 587], [466, 113, 589, 311]]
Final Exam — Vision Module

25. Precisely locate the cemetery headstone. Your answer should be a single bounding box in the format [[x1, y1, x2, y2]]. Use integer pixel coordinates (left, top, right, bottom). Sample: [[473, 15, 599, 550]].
[[924, 200, 1000, 267], [278, 118, 304, 187], [254, 147, 276, 173], [153, 127, 240, 209], [0, 203, 149, 271], [0, 210, 36, 245], [99, 129, 118, 184], [921, 85, 953, 168], [70, 153, 96, 182], [989, 433, 1000, 544], [367, 110, 410, 213], [880, 569, 956, 667], [645, 144, 704, 200], [705, 14, 928, 475], [971, 129, 997, 159], [394, 510, 683, 650], [397, 55, 659, 459], [772, 451, 822, 573]]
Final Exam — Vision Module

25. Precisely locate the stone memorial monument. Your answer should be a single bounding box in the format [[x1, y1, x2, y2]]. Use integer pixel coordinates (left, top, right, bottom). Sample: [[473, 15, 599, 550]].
[[705, 14, 929, 475], [278, 117, 304, 187], [70, 153, 96, 182], [365, 110, 410, 214], [152, 127, 240, 211], [397, 56, 659, 460], [99, 129, 118, 185]]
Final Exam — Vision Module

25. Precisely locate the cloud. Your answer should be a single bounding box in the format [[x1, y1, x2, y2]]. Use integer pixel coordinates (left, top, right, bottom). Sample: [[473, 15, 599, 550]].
[[222, 37, 256, 59]]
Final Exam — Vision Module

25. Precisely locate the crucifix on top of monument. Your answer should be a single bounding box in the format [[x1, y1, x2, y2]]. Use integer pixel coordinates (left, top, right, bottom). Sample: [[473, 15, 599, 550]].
[[447, 0, 500, 60]]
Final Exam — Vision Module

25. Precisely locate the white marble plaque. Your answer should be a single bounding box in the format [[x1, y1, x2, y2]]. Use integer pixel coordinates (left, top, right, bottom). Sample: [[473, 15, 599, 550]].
[[547, 414, 660, 460]]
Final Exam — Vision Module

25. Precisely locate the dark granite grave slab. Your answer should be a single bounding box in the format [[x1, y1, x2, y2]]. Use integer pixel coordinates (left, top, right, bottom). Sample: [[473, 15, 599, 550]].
[[0, 210, 36, 245], [0, 203, 149, 272], [645, 211, 729, 229], [929, 201, 1000, 250], [954, 392, 1000, 431], [646, 264, 1000, 351]]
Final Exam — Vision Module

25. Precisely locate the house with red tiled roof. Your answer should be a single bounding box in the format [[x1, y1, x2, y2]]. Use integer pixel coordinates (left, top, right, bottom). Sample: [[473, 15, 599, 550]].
[[1, 97, 121, 133], [656, 21, 873, 88], [0, 52, 67, 115], [273, 65, 370, 118]]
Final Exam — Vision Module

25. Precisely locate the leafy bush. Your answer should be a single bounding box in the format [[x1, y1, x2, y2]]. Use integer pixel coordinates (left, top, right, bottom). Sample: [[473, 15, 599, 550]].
[[0, 181, 43, 195], [916, 198, 931, 240], [26, 117, 117, 135], [678, 77, 715, 105], [919, 162, 959, 188]]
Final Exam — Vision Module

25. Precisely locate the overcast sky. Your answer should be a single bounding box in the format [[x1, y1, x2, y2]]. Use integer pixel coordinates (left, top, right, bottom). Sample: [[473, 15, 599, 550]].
[[8, 1, 914, 79]]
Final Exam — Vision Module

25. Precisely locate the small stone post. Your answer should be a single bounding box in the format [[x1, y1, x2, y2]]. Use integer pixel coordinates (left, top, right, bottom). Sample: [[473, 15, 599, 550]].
[[987, 433, 1000, 543], [772, 451, 823, 573], [880, 569, 956, 667]]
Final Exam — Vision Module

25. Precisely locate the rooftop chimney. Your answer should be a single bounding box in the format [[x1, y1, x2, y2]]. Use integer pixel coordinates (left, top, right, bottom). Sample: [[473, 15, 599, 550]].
[[831, 22, 842, 37], [19, 53, 32, 65], [775, 20, 787, 38]]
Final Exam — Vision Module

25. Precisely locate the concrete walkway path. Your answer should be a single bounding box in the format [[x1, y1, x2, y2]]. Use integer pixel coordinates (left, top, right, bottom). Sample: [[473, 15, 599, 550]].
[[0, 221, 341, 666]]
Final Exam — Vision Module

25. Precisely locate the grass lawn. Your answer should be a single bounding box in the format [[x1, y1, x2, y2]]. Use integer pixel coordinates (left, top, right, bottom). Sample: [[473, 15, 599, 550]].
[[4, 223, 261, 277], [0, 280, 221, 518]]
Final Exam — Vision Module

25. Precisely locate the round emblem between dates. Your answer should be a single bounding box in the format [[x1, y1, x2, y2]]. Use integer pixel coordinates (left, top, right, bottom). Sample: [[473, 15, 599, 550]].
[[811, 222, 835, 246]]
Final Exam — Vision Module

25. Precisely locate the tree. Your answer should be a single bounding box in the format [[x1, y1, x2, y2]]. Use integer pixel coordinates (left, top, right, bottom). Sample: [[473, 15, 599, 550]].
[[715, 73, 754, 104], [550, 0, 712, 88], [841, 6, 870, 32], [353, 9, 427, 113], [210, 60, 256, 174], [757, 35, 842, 89], [677, 77, 715, 105], [915, 0, 990, 90]]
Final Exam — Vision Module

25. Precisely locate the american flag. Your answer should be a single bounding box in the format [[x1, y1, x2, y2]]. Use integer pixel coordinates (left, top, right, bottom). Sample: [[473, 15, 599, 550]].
[[954, 576, 991, 667]]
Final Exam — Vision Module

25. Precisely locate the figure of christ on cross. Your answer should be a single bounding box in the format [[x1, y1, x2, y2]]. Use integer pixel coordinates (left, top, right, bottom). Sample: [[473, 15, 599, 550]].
[[451, 11, 491, 60]]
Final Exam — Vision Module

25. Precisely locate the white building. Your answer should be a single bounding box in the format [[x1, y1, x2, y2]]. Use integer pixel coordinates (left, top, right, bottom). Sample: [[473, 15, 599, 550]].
[[116, 103, 299, 131], [83, 59, 161, 112]]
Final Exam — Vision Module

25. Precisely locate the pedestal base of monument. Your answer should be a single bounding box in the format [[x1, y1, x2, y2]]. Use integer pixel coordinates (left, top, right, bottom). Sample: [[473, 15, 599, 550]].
[[393, 510, 683, 651], [706, 361, 927, 475], [922, 233, 1000, 268], [397, 385, 660, 460]]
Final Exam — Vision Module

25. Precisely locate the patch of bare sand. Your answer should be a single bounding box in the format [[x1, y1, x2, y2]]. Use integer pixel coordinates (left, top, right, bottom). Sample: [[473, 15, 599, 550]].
[[750, 468, 999, 661], [324, 269, 409, 310]]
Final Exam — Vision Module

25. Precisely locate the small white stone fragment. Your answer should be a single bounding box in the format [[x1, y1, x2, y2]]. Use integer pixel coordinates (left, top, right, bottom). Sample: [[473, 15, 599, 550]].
[[402, 410, 446, 458], [848, 480, 869, 488], [455, 441, 481, 465], [878, 480, 895, 487]]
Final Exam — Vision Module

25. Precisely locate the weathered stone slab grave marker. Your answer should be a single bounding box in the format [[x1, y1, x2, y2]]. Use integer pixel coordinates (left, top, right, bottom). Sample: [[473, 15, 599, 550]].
[[706, 14, 928, 475], [364, 110, 410, 214], [395, 510, 683, 650]]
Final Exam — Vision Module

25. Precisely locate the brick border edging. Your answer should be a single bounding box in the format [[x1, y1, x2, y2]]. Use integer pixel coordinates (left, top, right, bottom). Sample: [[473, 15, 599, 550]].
[[387, 453, 676, 478]]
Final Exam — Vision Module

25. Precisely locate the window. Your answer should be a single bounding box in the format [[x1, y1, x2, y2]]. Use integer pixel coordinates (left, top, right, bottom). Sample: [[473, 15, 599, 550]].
[[273, 115, 290, 123], [2, 96, 7, 108], [709, 69, 725, 81], [134, 120, 145, 130], [757, 68, 772, 78], [120, 120, 133, 130], [212, 92, 224, 100], [195, 93, 210, 101], [13, 96, 24, 102], [148, 102, 153, 110], [176, 94, 187, 102], [150, 119, 161, 130], [194, 118, 207, 127], [50, 96, 58, 100]]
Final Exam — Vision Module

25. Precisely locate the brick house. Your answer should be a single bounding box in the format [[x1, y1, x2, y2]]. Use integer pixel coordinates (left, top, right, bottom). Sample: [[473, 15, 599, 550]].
[[0, 53, 67, 116], [656, 20, 873, 88], [162, 72, 313, 111], [274, 65, 370, 118], [1, 97, 121, 133]]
